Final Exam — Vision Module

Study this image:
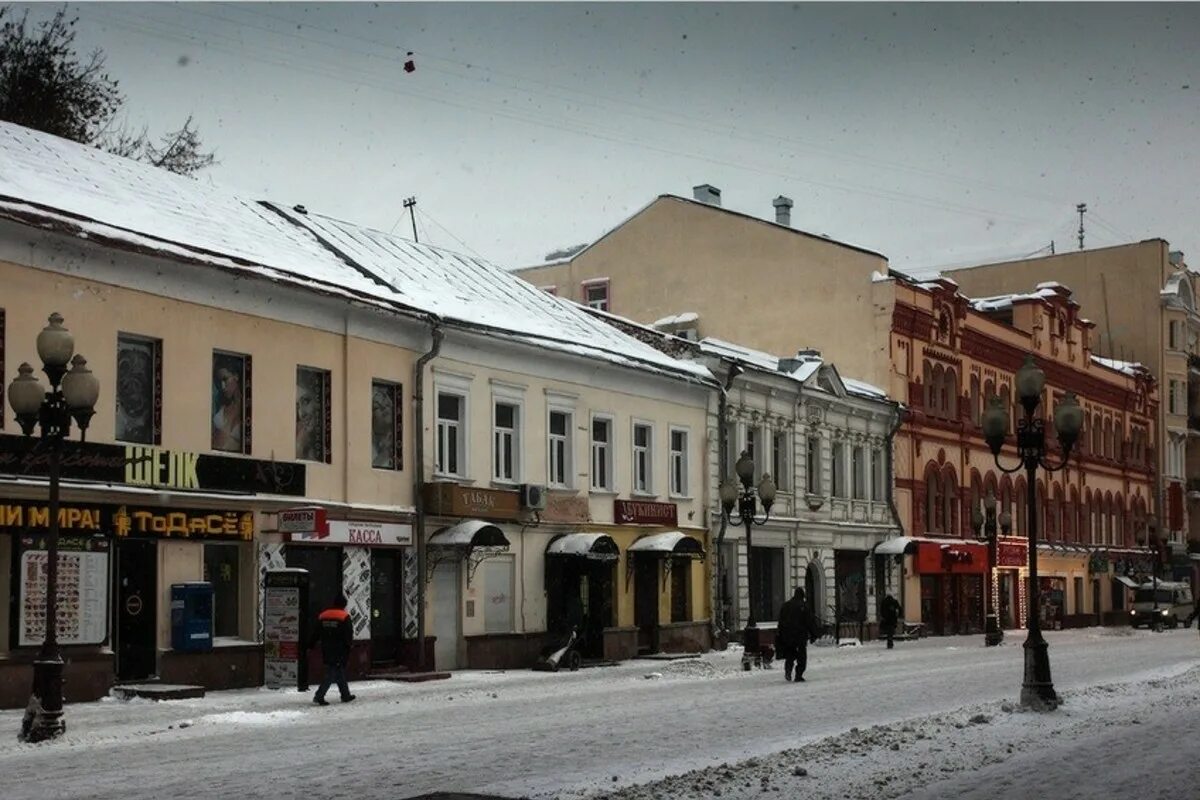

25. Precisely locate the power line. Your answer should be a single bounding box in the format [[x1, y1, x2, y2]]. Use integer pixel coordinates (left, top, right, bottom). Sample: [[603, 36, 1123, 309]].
[[416, 207, 486, 260]]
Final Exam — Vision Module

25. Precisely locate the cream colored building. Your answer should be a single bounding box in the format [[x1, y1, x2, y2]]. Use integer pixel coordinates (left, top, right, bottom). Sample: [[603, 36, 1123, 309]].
[[944, 241, 1198, 572], [514, 186, 897, 388]]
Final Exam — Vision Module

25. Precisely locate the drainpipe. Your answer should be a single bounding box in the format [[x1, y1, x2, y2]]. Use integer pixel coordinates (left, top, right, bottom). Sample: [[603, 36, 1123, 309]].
[[885, 401, 907, 619], [713, 360, 743, 645], [413, 317, 444, 671]]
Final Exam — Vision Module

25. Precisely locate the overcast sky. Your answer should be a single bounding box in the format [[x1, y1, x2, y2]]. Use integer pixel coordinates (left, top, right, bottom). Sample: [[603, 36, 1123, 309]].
[[21, 2, 1200, 274]]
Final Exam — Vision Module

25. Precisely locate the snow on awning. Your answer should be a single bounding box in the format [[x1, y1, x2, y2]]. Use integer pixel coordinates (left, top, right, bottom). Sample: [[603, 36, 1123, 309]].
[[428, 520, 510, 549], [627, 531, 704, 558], [546, 533, 620, 561], [874, 537, 919, 556], [1113, 575, 1140, 589]]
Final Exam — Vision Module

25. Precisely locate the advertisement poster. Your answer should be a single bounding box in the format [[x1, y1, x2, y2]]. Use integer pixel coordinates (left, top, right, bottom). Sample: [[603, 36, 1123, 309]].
[[18, 534, 110, 647], [263, 584, 302, 688]]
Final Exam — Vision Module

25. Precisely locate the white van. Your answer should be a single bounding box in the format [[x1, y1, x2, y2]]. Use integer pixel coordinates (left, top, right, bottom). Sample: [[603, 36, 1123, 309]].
[[1129, 581, 1194, 629]]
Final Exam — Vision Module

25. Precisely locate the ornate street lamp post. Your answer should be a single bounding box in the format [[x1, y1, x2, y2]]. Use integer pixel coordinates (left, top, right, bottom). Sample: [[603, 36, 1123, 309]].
[[972, 490, 1005, 647], [719, 450, 776, 667], [981, 355, 1083, 711], [8, 313, 100, 742]]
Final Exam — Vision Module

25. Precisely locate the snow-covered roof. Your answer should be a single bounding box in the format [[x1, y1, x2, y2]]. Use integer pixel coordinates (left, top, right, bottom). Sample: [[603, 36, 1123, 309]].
[[1091, 355, 1145, 378], [0, 122, 709, 383], [698, 338, 781, 373], [969, 284, 1070, 313], [843, 377, 888, 399], [652, 311, 699, 328], [698, 338, 889, 401]]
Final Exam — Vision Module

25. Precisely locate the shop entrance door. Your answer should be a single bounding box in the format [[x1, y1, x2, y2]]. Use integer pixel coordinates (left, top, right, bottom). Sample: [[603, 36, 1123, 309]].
[[114, 539, 157, 681], [633, 556, 659, 653], [370, 550, 401, 666], [431, 562, 460, 670]]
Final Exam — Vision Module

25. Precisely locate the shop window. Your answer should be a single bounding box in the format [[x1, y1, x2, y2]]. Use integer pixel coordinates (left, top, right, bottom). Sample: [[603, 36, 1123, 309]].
[[806, 436, 821, 494], [669, 427, 689, 496], [436, 392, 466, 477], [296, 366, 332, 463], [852, 446, 866, 499], [591, 415, 614, 491], [632, 422, 653, 494], [115, 333, 162, 445], [371, 380, 402, 470], [583, 280, 610, 312], [831, 441, 846, 498], [548, 409, 573, 488], [212, 351, 251, 454], [749, 546, 786, 622], [481, 559, 514, 633], [203, 544, 241, 638], [772, 430, 788, 489], [493, 401, 520, 483], [670, 557, 691, 623]]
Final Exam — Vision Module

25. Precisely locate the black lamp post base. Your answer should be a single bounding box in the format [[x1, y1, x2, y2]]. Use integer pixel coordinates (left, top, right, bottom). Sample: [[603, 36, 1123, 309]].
[[984, 614, 1004, 647], [19, 657, 66, 743], [1020, 635, 1059, 711]]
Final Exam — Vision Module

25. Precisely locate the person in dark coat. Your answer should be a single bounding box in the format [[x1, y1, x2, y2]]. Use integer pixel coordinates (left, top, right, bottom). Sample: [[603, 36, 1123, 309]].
[[777, 588, 816, 682], [880, 594, 902, 650], [310, 594, 355, 706]]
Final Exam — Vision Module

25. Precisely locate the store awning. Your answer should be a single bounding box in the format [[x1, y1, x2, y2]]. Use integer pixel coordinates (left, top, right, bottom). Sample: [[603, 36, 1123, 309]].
[[546, 532, 620, 561], [428, 519, 510, 549], [1113, 575, 1140, 589], [874, 537, 919, 556], [627, 531, 704, 558]]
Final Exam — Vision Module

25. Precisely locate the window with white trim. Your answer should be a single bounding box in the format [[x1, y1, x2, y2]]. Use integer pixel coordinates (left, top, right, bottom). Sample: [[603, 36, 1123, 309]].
[[745, 426, 760, 475], [436, 392, 465, 477], [871, 447, 885, 501], [583, 281, 610, 312], [493, 401, 520, 482], [831, 441, 846, 498], [633, 422, 653, 494], [806, 436, 821, 494], [548, 409, 572, 488], [591, 415, 614, 490], [1169, 319, 1181, 350], [772, 430, 788, 489], [669, 428, 689, 496], [852, 445, 866, 499]]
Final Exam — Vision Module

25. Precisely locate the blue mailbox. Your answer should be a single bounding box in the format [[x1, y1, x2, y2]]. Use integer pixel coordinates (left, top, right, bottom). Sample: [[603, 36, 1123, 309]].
[[171, 582, 214, 653]]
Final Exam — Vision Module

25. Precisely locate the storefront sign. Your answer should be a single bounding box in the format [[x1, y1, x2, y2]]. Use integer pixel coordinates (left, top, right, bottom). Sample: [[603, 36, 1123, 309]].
[[17, 533, 109, 647], [278, 507, 328, 535], [997, 542, 1027, 568], [423, 482, 521, 521], [541, 493, 591, 524], [0, 501, 254, 541], [913, 540, 987, 574], [614, 499, 678, 527], [290, 520, 413, 546], [0, 434, 307, 496]]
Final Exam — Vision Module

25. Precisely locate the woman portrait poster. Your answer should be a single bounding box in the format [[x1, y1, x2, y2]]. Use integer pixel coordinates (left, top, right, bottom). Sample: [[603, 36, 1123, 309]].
[[212, 353, 246, 452]]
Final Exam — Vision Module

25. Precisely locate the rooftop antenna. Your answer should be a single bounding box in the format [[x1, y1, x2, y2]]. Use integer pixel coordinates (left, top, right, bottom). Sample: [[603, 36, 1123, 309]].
[[404, 197, 418, 242], [1076, 203, 1088, 250]]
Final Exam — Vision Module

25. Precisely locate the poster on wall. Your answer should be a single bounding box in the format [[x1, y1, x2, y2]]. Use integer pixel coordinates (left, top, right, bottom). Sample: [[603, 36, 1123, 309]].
[[18, 533, 109, 647], [263, 569, 309, 690]]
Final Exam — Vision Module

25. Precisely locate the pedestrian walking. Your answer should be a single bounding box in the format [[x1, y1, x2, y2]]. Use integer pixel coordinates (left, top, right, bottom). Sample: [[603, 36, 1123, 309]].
[[310, 594, 356, 706], [880, 594, 902, 650], [777, 587, 817, 682]]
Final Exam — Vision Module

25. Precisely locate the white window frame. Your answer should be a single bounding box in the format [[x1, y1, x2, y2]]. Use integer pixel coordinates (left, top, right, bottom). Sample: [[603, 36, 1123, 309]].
[[806, 435, 821, 495], [632, 420, 654, 496], [669, 426, 690, 498], [490, 380, 526, 485], [582, 278, 611, 312], [433, 371, 472, 479], [852, 445, 866, 500], [590, 413, 615, 492], [771, 429, 789, 489], [832, 441, 846, 498], [492, 401, 520, 483], [548, 408, 574, 489], [871, 447, 885, 501]]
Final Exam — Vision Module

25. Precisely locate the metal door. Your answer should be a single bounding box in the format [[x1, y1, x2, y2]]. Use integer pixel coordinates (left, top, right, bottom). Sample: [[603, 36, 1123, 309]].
[[370, 550, 400, 665], [431, 562, 460, 670], [114, 539, 158, 681]]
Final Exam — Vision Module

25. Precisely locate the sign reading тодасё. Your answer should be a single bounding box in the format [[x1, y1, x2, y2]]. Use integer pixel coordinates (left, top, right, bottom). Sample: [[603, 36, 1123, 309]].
[[0, 502, 254, 541]]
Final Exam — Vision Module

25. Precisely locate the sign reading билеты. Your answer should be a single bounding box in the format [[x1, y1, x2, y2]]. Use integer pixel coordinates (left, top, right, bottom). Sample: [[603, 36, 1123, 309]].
[[0, 434, 306, 496], [0, 501, 254, 540]]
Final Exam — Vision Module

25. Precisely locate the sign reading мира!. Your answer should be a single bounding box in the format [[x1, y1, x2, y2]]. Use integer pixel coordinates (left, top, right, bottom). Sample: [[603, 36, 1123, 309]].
[[0, 502, 254, 541]]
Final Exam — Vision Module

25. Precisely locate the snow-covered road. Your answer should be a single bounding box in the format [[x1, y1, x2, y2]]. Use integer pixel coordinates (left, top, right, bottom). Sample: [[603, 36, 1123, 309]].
[[2, 627, 1196, 800]]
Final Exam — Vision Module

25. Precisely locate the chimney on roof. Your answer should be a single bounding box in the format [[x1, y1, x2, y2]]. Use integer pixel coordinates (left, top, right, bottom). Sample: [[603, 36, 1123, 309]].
[[1170, 250, 1185, 267], [773, 196, 793, 227], [692, 184, 721, 206]]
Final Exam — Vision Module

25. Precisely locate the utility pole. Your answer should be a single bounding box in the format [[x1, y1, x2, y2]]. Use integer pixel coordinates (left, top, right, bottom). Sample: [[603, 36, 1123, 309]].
[[404, 197, 418, 242], [1076, 203, 1088, 250], [1050, 240, 1056, 255]]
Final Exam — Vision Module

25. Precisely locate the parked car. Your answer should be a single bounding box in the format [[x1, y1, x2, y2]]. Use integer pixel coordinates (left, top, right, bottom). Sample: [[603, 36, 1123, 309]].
[[1129, 581, 1194, 629]]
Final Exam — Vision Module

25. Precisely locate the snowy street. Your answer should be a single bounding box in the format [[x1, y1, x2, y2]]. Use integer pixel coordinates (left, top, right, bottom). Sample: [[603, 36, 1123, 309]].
[[2, 628, 1197, 800]]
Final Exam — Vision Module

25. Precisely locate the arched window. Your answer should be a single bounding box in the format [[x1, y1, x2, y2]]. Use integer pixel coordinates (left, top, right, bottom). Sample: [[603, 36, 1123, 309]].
[[1014, 477, 1026, 537], [970, 375, 981, 426], [1049, 485, 1063, 540], [1000, 385, 1013, 430], [1103, 493, 1114, 545], [1103, 419, 1114, 459], [923, 361, 933, 410], [999, 476, 1013, 532], [1036, 481, 1047, 537], [943, 469, 958, 535], [945, 369, 959, 420], [1115, 495, 1126, 547], [932, 365, 946, 417], [925, 465, 942, 533], [1092, 414, 1103, 456]]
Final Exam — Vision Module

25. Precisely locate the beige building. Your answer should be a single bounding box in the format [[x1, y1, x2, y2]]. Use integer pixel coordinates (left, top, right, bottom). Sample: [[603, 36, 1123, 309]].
[[514, 186, 897, 388], [944, 242, 1199, 576]]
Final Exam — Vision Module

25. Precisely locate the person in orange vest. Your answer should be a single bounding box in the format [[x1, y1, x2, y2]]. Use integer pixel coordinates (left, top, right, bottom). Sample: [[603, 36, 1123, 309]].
[[310, 594, 355, 706]]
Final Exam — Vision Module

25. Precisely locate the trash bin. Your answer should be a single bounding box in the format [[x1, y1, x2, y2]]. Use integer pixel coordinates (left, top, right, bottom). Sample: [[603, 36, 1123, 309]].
[[171, 582, 214, 653]]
